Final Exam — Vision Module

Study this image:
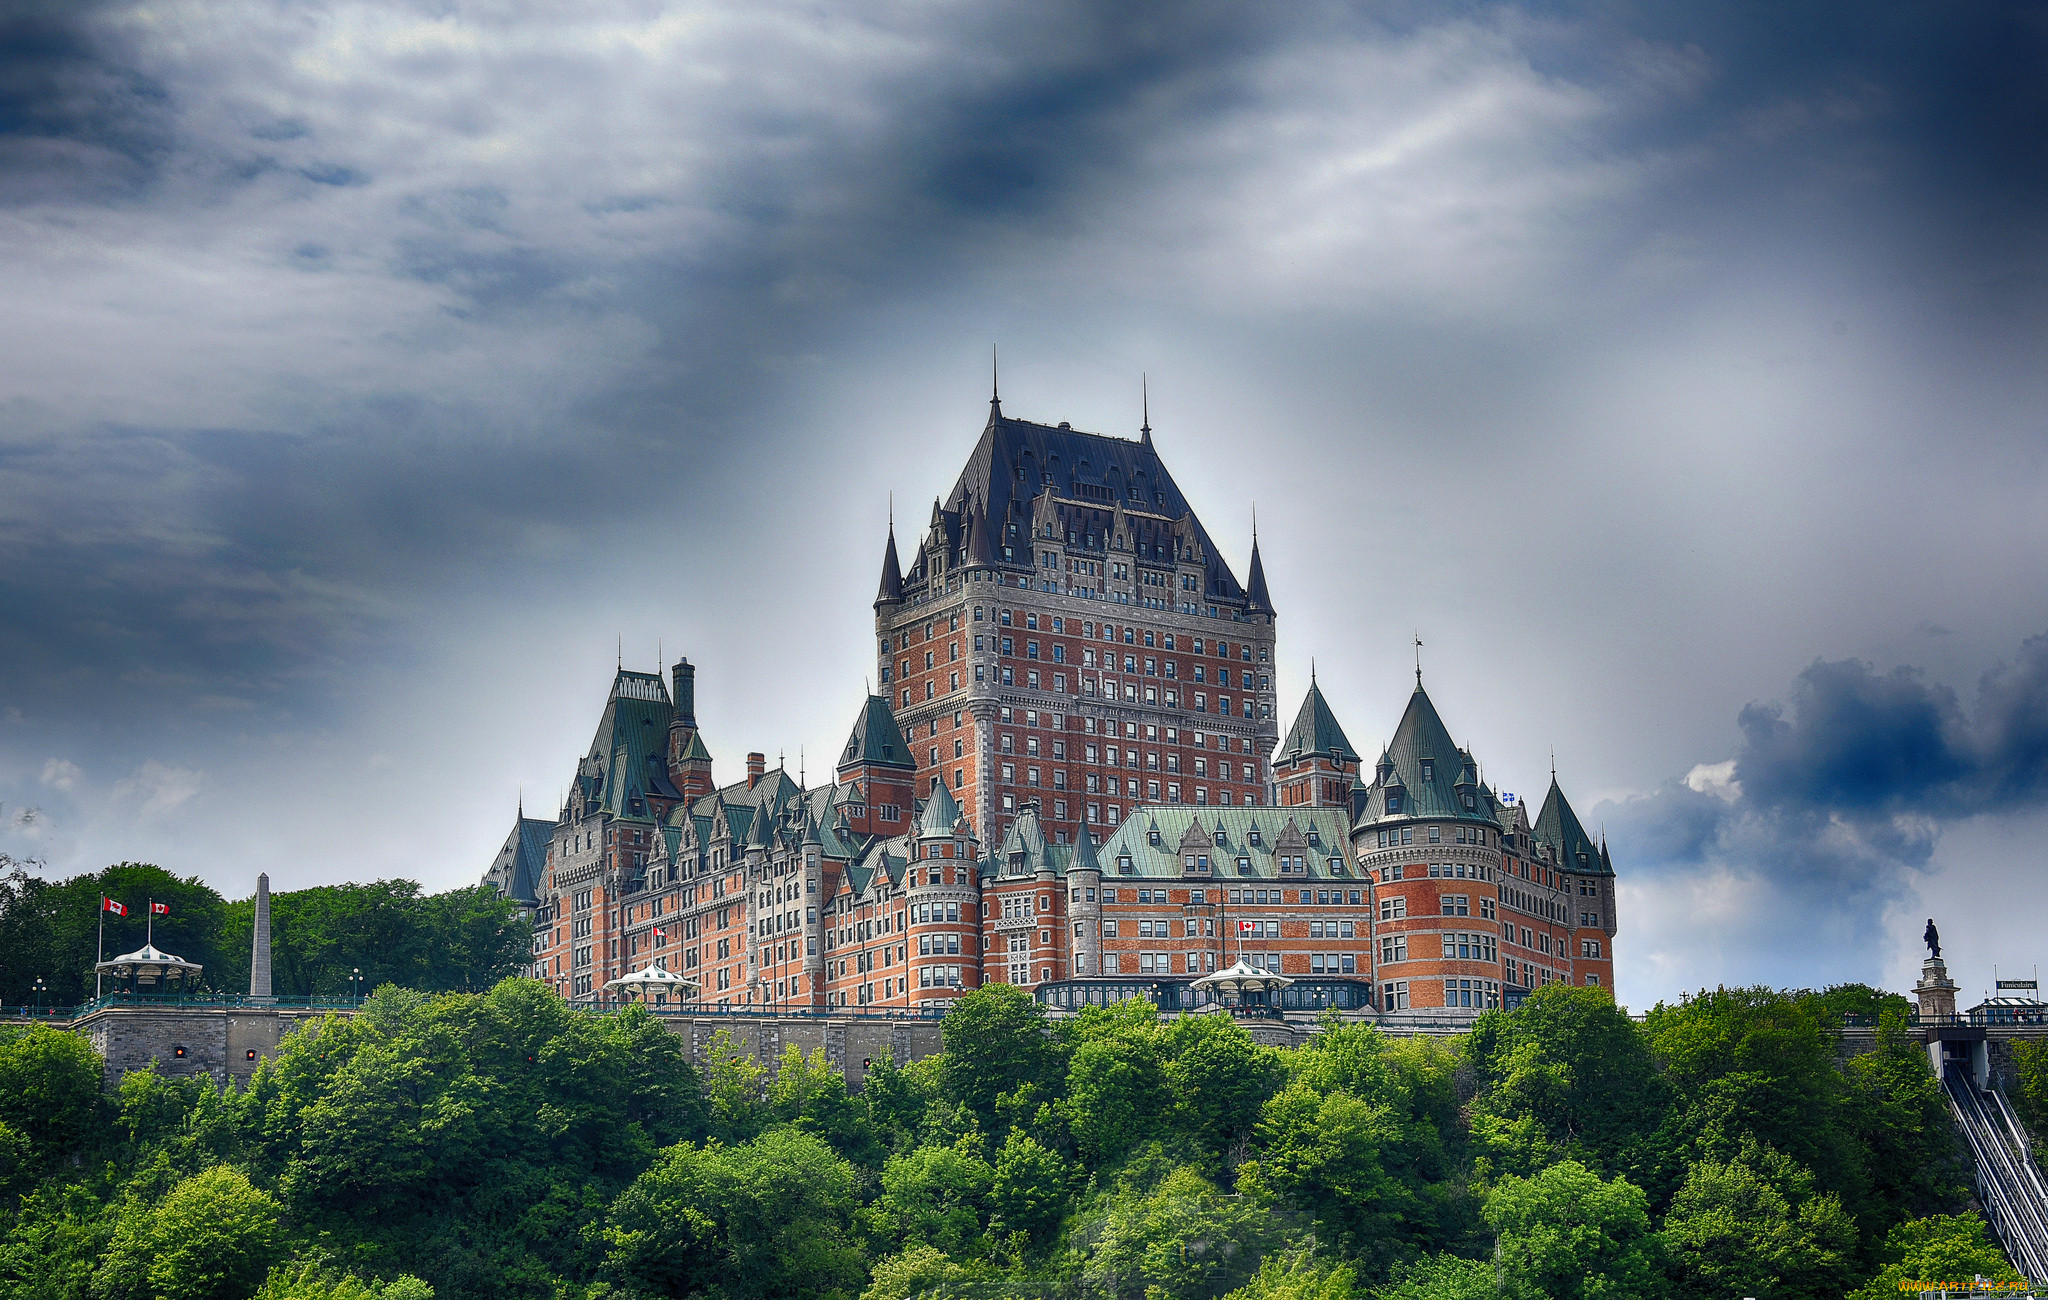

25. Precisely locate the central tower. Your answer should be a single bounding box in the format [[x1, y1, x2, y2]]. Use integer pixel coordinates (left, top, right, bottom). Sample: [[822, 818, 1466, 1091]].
[[875, 388, 1279, 849]]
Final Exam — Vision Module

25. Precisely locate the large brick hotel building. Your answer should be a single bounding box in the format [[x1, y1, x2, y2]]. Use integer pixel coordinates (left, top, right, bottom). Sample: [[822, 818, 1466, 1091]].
[[486, 392, 1619, 1016]]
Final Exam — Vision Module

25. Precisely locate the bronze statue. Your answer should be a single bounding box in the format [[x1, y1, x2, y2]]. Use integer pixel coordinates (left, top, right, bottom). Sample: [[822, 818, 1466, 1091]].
[[1924, 918, 1941, 959]]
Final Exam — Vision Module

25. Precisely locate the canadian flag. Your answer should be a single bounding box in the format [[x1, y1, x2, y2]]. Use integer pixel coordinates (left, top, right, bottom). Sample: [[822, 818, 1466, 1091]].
[[150, 902, 169, 916], [102, 897, 127, 916], [654, 928, 666, 940], [1238, 920, 1252, 932]]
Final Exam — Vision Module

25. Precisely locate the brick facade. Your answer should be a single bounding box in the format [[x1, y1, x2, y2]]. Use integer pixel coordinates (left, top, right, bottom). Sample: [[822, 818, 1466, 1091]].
[[499, 396, 1621, 1016]]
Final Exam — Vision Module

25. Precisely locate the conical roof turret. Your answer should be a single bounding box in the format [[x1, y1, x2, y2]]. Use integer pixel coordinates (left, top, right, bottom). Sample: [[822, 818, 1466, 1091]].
[[1277, 677, 1358, 765], [876, 524, 904, 605], [1245, 531, 1273, 614], [918, 778, 962, 837], [1071, 816, 1101, 873], [839, 695, 915, 773], [1534, 775, 1607, 875]]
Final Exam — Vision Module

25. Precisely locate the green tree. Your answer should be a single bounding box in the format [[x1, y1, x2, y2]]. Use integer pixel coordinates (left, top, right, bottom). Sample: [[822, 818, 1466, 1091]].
[[863, 1140, 994, 1256], [1467, 985, 1669, 1182], [215, 881, 527, 997], [1219, 1254, 1360, 1300], [0, 863, 228, 1005], [939, 985, 1062, 1127], [1064, 1034, 1171, 1165], [2006, 1036, 2048, 1137], [1369, 1254, 1496, 1300], [701, 1029, 768, 1144], [93, 1165, 283, 1300], [604, 1128, 866, 1300], [0, 1024, 104, 1168], [989, 1129, 1074, 1248], [1658, 1158, 1856, 1300], [1483, 1160, 1660, 1300], [1237, 1084, 1410, 1260], [1840, 1005, 1965, 1230], [1846, 1213, 2024, 1299], [768, 1045, 869, 1161], [1161, 1015, 1284, 1163], [1076, 1163, 1290, 1300], [859, 1245, 980, 1300]]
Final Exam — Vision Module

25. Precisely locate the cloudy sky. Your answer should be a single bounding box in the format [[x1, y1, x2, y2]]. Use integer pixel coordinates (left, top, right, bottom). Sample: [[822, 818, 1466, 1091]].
[[4, 0, 2046, 1009]]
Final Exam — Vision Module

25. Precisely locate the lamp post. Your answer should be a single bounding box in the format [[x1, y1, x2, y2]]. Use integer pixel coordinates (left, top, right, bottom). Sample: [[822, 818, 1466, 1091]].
[[32, 977, 47, 1016], [351, 967, 362, 1004]]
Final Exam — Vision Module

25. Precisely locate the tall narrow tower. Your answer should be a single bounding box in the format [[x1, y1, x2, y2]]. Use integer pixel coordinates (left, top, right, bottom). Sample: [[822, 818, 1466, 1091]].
[[250, 872, 274, 1001]]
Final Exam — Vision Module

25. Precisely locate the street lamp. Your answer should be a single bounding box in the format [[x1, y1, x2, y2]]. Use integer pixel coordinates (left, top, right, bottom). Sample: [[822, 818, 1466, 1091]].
[[351, 967, 362, 1004], [32, 977, 47, 1016]]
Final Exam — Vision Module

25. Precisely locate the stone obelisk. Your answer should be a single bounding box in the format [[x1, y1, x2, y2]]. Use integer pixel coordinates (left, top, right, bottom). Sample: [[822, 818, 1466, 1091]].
[[250, 873, 274, 1002]]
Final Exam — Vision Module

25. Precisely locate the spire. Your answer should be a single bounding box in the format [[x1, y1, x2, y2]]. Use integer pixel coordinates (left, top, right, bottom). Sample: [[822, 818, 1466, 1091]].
[[918, 777, 962, 836], [1245, 521, 1273, 615], [1140, 373, 1152, 448], [876, 522, 904, 606], [989, 345, 1001, 422], [1415, 633, 1424, 686], [1278, 679, 1359, 764], [1071, 815, 1101, 873], [838, 694, 915, 773]]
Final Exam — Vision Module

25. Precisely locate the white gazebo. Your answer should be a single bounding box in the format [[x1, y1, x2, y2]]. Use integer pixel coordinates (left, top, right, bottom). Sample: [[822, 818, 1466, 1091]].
[[95, 943, 203, 995], [1191, 959, 1293, 1009], [603, 960, 699, 1006]]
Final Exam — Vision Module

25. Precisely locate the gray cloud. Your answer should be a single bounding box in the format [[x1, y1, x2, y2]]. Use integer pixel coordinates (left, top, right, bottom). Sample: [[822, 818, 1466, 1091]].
[[2, 1, 2047, 1006]]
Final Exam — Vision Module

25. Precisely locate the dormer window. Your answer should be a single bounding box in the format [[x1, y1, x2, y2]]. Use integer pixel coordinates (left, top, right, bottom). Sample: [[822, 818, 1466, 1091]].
[[1421, 760, 1434, 782], [1387, 792, 1402, 815], [1117, 855, 1134, 875], [1148, 829, 1161, 847]]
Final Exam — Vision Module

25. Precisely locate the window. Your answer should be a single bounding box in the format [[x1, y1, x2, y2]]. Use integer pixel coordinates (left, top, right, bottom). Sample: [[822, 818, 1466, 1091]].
[[1382, 980, 1409, 1010]]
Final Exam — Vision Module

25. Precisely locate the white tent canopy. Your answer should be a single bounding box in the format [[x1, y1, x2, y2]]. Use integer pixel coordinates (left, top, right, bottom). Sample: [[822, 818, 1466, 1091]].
[[1191, 959, 1293, 1005], [95, 943, 203, 992], [603, 960, 699, 1003]]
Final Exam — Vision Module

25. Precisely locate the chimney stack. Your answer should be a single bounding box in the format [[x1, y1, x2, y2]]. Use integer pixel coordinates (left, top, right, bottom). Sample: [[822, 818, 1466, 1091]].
[[250, 873, 273, 1001], [747, 752, 765, 788], [671, 657, 696, 725]]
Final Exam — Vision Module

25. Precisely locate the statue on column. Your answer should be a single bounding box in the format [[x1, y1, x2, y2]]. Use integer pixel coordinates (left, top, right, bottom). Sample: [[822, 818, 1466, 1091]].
[[1923, 917, 1941, 959]]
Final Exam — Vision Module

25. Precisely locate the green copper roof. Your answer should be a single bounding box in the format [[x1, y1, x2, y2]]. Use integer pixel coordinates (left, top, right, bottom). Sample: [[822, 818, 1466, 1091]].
[[1097, 805, 1353, 879], [918, 779, 962, 836], [676, 730, 712, 763], [1533, 778, 1610, 876], [839, 695, 914, 772], [1355, 683, 1493, 827], [1276, 679, 1358, 765]]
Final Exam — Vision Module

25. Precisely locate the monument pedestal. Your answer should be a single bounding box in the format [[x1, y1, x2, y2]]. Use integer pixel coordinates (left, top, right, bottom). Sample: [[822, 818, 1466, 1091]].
[[1915, 955, 1958, 1021]]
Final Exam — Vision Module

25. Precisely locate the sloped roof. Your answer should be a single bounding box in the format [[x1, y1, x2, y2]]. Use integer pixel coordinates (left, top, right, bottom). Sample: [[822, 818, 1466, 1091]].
[[918, 779, 962, 836], [876, 526, 904, 605], [931, 406, 1250, 604], [574, 670, 676, 824], [1533, 778, 1610, 876], [1097, 805, 1354, 879], [839, 695, 914, 771], [485, 813, 556, 906], [1245, 536, 1273, 613], [1276, 679, 1358, 765], [1354, 683, 1496, 828]]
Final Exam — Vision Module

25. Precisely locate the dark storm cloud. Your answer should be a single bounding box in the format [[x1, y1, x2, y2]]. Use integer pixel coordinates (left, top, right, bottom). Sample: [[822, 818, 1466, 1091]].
[[0, 0, 170, 203], [3, 0, 2048, 1000], [1604, 634, 2048, 983]]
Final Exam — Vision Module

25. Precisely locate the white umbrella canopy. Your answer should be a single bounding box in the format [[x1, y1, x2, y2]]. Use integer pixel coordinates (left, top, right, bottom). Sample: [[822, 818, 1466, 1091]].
[[95, 943, 203, 991], [603, 960, 699, 1003], [1191, 959, 1294, 1005]]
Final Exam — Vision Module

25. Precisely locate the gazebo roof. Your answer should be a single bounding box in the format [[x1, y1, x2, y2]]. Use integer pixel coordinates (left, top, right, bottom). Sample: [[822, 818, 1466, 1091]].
[[603, 960, 699, 997], [1190, 958, 1294, 994], [96, 943, 202, 975]]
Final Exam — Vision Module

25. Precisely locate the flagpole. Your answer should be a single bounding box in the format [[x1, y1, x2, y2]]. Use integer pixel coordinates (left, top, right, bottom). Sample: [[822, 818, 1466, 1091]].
[[147, 898, 153, 947], [96, 901, 104, 999]]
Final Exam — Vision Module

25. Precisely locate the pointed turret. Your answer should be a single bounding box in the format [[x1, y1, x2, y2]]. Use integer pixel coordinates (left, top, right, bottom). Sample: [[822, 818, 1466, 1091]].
[[876, 525, 904, 606], [1245, 530, 1273, 615], [1071, 816, 1101, 873], [918, 778, 962, 837], [1276, 679, 1359, 766], [839, 695, 914, 773], [1533, 776, 1607, 875]]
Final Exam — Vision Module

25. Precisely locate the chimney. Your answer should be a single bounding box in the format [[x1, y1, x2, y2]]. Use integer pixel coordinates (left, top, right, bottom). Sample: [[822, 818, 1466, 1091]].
[[250, 872, 274, 1001], [670, 657, 696, 725], [747, 752, 765, 788]]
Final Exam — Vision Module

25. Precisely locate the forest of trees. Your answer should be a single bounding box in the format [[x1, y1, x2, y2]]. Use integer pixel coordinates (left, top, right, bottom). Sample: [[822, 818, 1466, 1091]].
[[3, 978, 2045, 1300], [0, 861, 531, 1006]]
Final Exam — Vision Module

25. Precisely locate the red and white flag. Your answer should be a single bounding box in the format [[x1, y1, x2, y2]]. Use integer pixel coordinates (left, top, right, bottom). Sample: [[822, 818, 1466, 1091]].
[[149, 902, 169, 916], [654, 927, 666, 939], [1238, 919, 1252, 932], [102, 897, 127, 916]]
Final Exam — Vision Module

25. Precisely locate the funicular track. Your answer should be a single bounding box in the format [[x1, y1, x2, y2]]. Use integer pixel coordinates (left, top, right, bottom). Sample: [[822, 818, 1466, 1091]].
[[1944, 1063, 2048, 1283]]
